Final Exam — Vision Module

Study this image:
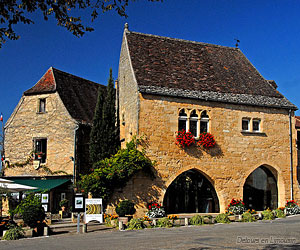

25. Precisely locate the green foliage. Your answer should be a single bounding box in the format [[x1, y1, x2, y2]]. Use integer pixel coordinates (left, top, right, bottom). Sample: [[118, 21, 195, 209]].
[[80, 137, 154, 202], [274, 209, 286, 218], [89, 85, 106, 163], [262, 209, 275, 220], [116, 200, 136, 217], [189, 215, 204, 225], [0, 1, 162, 48], [59, 199, 69, 207], [127, 218, 145, 230], [89, 69, 120, 164], [242, 212, 257, 222], [2, 224, 24, 240], [156, 217, 173, 228], [215, 213, 230, 224], [14, 193, 45, 228], [103, 68, 120, 158]]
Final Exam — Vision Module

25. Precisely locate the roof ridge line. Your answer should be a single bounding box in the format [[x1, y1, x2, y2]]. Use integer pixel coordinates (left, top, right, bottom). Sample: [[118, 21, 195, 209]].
[[51, 67, 102, 86], [128, 31, 237, 50]]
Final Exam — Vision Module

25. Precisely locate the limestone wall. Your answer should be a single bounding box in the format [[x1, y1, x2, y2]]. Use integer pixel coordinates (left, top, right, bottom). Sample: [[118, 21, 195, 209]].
[[137, 94, 300, 211], [4, 92, 77, 176], [118, 33, 140, 143], [113, 92, 300, 216]]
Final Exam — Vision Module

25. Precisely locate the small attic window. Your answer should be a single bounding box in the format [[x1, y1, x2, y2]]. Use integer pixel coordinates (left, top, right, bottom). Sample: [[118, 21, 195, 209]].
[[38, 98, 46, 113]]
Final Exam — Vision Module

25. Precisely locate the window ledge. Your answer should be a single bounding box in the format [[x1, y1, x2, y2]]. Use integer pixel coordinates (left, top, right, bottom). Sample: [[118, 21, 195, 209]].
[[36, 112, 46, 114], [241, 131, 266, 136]]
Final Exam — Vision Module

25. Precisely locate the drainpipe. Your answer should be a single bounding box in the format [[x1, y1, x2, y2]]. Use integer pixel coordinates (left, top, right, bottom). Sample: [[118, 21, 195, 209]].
[[73, 124, 79, 184], [289, 109, 294, 200]]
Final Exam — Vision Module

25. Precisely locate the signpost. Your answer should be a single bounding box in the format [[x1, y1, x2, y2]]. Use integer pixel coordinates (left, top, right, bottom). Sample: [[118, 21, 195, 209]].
[[85, 198, 103, 224], [73, 194, 85, 233]]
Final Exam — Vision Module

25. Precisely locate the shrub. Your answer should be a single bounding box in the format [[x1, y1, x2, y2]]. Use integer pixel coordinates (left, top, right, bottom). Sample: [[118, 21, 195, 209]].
[[215, 213, 230, 224], [3, 225, 24, 240], [156, 217, 173, 228], [115, 200, 136, 217], [79, 138, 154, 203], [14, 193, 45, 228], [146, 202, 166, 218], [127, 218, 145, 230], [22, 205, 45, 228], [226, 198, 246, 215], [242, 212, 257, 222], [273, 209, 286, 218], [262, 209, 275, 220], [189, 215, 204, 225]]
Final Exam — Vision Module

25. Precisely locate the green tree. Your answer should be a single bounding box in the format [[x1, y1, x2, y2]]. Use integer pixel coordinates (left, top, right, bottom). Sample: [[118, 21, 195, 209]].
[[102, 68, 120, 158], [0, 0, 162, 48], [89, 85, 106, 163], [89, 68, 119, 164], [81, 138, 154, 202]]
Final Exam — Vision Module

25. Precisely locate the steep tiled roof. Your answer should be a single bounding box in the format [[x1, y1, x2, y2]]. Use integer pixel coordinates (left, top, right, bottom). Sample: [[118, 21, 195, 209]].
[[24, 67, 104, 124], [125, 31, 296, 109]]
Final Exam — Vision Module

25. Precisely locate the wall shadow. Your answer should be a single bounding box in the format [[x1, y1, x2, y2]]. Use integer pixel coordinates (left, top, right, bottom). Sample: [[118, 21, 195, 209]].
[[183, 143, 223, 158]]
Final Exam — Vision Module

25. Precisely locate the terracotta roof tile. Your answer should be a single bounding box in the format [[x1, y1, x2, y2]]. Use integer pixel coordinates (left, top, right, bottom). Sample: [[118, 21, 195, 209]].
[[126, 31, 296, 109], [24, 67, 104, 124]]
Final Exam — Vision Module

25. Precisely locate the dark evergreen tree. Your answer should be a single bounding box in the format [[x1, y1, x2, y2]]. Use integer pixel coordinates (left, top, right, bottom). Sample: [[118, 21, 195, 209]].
[[102, 68, 120, 158], [89, 68, 120, 164], [89, 85, 106, 163]]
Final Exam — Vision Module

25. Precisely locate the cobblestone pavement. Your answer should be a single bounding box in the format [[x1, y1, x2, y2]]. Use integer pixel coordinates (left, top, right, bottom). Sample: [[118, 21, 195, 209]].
[[1, 215, 300, 250]]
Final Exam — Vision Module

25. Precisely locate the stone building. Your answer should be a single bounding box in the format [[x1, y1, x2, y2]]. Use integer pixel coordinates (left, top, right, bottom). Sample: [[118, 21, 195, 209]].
[[3, 67, 104, 212], [295, 116, 300, 182], [116, 25, 300, 216]]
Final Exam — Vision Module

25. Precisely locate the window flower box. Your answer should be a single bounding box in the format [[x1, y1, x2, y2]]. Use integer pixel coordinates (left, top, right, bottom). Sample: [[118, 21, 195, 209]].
[[175, 130, 195, 148]]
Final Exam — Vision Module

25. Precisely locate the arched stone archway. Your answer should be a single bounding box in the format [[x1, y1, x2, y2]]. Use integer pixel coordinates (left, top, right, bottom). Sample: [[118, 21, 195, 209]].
[[163, 169, 220, 214], [243, 165, 278, 210]]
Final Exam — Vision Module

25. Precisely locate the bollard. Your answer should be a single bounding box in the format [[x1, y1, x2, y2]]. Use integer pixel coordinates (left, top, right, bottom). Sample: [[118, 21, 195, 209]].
[[152, 219, 157, 226], [119, 221, 124, 231], [43, 226, 49, 236], [82, 224, 87, 233], [185, 218, 189, 226]]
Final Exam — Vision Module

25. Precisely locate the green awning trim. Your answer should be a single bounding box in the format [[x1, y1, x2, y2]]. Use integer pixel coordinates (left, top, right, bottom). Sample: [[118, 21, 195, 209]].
[[10, 178, 71, 192]]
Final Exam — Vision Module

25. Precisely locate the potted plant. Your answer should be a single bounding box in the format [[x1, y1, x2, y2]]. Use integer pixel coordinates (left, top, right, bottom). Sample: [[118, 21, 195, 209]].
[[146, 202, 166, 219], [34, 151, 44, 160], [59, 199, 69, 212], [115, 200, 136, 224]]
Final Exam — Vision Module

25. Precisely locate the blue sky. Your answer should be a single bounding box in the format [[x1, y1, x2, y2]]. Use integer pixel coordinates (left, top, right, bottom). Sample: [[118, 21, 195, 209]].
[[1, 0, 300, 123]]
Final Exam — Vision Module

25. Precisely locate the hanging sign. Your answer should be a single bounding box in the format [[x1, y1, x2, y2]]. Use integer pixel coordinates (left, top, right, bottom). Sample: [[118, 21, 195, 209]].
[[85, 198, 103, 223]]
